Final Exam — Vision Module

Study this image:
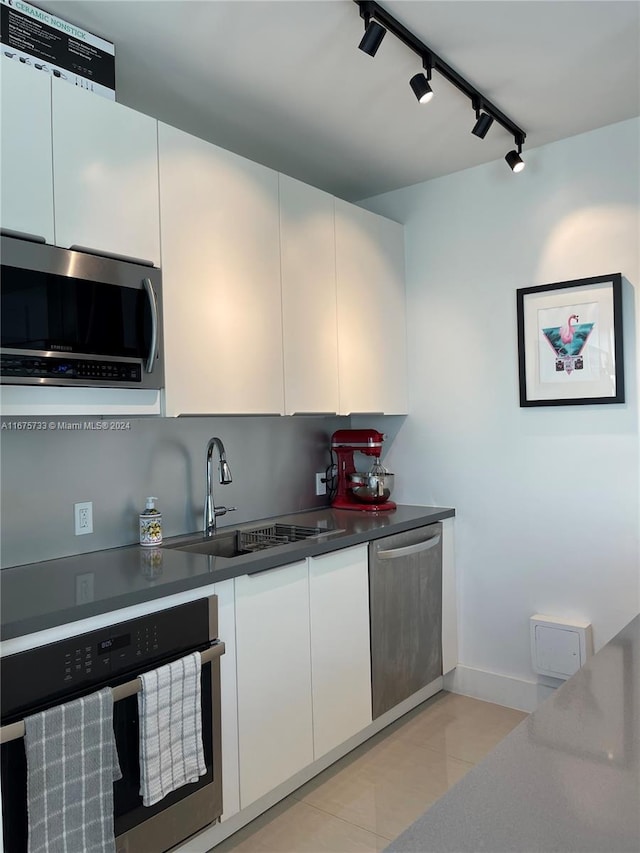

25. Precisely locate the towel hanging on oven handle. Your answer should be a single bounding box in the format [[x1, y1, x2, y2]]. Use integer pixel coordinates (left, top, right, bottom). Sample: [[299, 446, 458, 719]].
[[0, 639, 225, 745]]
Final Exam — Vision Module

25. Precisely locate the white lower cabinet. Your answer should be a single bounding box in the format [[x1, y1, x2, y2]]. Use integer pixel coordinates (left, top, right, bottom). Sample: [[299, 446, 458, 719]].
[[235, 561, 314, 808], [308, 546, 372, 758], [441, 517, 458, 674], [233, 547, 373, 810], [212, 578, 240, 821]]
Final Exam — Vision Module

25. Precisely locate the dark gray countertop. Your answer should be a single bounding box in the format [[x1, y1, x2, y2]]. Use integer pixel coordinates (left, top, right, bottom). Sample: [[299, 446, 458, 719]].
[[0, 504, 454, 640], [386, 612, 640, 853]]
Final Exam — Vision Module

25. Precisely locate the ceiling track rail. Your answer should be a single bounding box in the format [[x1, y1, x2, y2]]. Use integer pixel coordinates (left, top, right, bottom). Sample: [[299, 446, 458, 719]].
[[355, 0, 526, 148]]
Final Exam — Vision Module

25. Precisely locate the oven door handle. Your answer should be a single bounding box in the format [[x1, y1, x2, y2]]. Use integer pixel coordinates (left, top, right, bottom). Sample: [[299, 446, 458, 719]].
[[0, 641, 225, 745]]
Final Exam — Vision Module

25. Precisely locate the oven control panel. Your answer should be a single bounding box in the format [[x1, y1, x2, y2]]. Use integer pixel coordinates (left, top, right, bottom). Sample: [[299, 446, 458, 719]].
[[1, 596, 215, 720]]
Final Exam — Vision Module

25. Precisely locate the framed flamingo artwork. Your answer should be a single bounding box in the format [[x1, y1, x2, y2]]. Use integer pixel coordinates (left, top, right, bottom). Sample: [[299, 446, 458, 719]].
[[516, 274, 624, 406]]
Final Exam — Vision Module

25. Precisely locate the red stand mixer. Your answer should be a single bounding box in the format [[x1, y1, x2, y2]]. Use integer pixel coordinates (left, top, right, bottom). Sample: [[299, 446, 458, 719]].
[[330, 429, 396, 512]]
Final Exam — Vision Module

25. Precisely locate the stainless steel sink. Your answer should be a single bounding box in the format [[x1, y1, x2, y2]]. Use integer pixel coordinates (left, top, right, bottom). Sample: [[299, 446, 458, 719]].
[[164, 530, 249, 558], [163, 523, 342, 560]]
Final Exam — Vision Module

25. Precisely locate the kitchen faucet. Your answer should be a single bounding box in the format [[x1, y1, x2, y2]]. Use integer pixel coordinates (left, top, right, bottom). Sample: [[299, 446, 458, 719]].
[[204, 437, 236, 536]]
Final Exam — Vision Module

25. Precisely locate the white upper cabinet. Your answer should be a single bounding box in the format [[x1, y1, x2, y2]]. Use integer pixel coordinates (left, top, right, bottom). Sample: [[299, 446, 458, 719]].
[[308, 546, 372, 758], [335, 200, 408, 414], [0, 58, 54, 243], [158, 122, 284, 416], [51, 80, 161, 265], [279, 175, 339, 415]]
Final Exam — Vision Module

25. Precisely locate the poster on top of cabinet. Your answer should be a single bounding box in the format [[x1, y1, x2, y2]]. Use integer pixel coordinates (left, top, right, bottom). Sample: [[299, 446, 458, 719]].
[[0, 0, 115, 99]]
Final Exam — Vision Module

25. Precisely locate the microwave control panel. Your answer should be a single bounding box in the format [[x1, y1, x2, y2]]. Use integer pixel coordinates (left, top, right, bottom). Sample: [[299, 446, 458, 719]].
[[0, 353, 142, 383]]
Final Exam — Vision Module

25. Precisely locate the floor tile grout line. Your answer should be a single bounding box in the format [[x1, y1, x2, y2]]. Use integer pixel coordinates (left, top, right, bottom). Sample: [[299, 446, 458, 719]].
[[214, 697, 527, 851], [291, 797, 397, 842], [293, 734, 478, 795]]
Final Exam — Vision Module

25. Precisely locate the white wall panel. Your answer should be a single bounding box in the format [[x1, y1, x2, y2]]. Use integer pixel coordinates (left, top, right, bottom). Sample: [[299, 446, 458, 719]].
[[361, 119, 640, 705]]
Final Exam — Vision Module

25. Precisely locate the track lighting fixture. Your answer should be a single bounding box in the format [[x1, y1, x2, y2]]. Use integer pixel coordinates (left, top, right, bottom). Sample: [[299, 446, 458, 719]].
[[471, 110, 494, 139], [358, 19, 386, 56], [505, 149, 525, 173], [354, 1, 527, 174], [409, 72, 433, 104], [505, 134, 526, 173]]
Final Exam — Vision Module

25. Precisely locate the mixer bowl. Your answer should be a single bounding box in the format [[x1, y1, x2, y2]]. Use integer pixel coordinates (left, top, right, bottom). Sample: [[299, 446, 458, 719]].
[[348, 472, 395, 504]]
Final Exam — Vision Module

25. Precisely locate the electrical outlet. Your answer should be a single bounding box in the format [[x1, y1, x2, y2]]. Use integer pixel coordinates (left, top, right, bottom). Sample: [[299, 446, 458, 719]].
[[315, 472, 327, 496], [74, 501, 93, 535]]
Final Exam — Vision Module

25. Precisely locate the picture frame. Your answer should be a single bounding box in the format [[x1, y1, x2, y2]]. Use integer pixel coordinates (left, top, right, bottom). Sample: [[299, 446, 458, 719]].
[[516, 274, 624, 407]]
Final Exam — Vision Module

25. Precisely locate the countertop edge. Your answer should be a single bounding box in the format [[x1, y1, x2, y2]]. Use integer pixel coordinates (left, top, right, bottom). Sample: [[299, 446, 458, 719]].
[[1, 505, 455, 643]]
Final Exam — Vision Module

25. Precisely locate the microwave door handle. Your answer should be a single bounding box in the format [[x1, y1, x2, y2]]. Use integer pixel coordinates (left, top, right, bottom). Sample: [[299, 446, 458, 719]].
[[143, 277, 159, 374]]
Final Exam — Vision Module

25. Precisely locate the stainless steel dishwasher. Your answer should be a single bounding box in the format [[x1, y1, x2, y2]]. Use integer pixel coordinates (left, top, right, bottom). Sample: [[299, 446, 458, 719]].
[[369, 523, 443, 719]]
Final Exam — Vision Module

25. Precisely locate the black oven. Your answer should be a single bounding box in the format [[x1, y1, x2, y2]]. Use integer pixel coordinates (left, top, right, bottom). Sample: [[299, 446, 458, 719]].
[[0, 233, 164, 389], [0, 597, 223, 853]]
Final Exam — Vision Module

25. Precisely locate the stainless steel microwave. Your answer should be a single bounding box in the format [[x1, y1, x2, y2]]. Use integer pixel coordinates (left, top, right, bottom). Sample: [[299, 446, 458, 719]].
[[0, 233, 164, 389]]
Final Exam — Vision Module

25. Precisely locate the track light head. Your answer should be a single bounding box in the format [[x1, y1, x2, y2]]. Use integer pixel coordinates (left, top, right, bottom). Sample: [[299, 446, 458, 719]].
[[471, 111, 494, 139], [505, 149, 525, 173], [359, 20, 386, 56], [409, 72, 433, 104]]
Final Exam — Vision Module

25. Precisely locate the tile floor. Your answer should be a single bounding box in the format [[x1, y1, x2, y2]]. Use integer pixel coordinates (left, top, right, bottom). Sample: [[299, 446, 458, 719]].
[[210, 691, 528, 853]]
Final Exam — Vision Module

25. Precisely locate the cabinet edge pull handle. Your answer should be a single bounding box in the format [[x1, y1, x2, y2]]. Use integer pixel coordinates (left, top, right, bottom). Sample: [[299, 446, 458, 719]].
[[143, 277, 159, 374], [377, 535, 441, 560], [1, 228, 46, 244], [69, 244, 155, 267], [246, 560, 306, 577]]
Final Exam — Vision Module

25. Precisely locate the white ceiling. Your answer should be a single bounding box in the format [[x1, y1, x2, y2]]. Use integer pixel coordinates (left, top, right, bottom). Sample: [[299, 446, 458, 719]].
[[35, 0, 640, 201]]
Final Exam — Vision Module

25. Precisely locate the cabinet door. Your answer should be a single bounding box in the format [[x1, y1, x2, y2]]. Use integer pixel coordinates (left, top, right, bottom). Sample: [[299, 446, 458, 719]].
[[52, 80, 160, 265], [335, 200, 408, 414], [212, 578, 240, 821], [158, 122, 284, 416], [0, 58, 54, 243], [235, 562, 313, 807], [441, 517, 458, 674], [279, 175, 339, 415], [309, 546, 372, 758]]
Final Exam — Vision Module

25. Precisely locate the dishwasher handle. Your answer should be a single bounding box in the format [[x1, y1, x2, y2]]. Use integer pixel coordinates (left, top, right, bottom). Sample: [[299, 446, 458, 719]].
[[377, 534, 441, 560]]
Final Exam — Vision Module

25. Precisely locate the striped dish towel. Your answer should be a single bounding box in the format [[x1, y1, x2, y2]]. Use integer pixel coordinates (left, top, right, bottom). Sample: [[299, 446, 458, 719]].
[[24, 687, 122, 853], [137, 650, 206, 806]]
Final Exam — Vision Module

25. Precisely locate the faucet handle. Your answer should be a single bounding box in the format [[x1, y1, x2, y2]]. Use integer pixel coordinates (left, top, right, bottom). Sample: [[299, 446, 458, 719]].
[[213, 505, 237, 518]]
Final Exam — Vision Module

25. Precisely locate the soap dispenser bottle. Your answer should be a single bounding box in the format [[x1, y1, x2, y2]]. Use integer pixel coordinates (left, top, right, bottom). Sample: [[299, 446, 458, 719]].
[[139, 496, 163, 546]]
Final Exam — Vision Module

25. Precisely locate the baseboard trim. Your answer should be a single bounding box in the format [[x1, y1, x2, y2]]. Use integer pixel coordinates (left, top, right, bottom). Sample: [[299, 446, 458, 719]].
[[444, 664, 558, 712]]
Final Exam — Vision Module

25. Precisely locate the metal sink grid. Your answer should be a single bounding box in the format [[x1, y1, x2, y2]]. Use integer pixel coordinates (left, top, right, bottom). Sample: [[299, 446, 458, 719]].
[[238, 524, 325, 553]]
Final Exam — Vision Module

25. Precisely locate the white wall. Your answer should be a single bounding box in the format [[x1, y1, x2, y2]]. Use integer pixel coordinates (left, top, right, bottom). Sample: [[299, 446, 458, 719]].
[[361, 118, 640, 710]]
